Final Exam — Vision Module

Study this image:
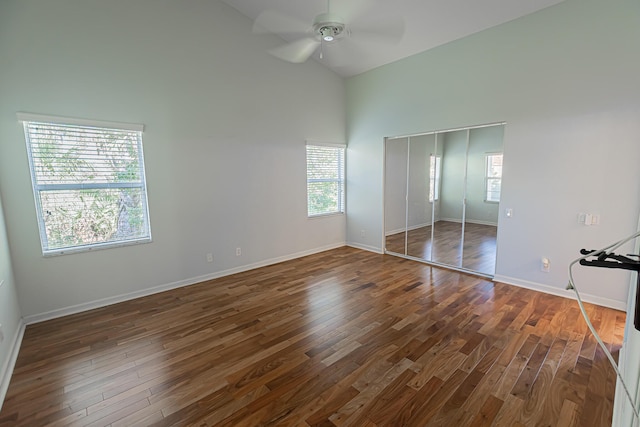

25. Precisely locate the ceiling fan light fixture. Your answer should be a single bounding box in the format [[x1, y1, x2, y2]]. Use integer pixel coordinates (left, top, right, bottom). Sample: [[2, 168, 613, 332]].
[[313, 12, 344, 43], [320, 27, 335, 42]]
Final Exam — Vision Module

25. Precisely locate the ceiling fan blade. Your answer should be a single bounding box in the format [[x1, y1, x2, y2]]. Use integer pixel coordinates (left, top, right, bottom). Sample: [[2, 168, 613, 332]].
[[269, 38, 321, 63], [252, 10, 310, 35], [349, 15, 405, 44]]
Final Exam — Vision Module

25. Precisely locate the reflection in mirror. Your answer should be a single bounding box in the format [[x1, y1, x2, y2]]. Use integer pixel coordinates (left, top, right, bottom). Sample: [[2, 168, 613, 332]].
[[384, 137, 408, 255], [462, 126, 504, 275], [431, 130, 467, 267], [384, 122, 505, 277], [406, 134, 436, 260]]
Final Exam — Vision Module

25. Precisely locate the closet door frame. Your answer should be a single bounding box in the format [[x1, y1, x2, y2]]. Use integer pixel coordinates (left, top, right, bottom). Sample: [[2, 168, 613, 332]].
[[383, 121, 505, 279]]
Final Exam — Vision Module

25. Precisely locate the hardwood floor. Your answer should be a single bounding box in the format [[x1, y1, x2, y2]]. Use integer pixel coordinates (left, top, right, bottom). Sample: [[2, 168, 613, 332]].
[[386, 221, 498, 275], [0, 247, 624, 426]]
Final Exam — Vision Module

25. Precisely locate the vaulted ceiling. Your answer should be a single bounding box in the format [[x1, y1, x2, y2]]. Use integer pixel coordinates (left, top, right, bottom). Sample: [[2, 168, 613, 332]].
[[221, 0, 565, 77]]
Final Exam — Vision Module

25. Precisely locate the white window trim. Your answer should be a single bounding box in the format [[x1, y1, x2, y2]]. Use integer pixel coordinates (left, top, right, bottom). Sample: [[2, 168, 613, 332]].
[[485, 152, 503, 204], [429, 154, 441, 203], [18, 113, 151, 256], [306, 140, 346, 218], [17, 112, 144, 132]]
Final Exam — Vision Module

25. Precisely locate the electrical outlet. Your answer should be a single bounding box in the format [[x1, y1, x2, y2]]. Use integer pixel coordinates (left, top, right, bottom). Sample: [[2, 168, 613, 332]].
[[360, 229, 366, 238], [236, 247, 241, 256], [541, 257, 550, 272], [206, 253, 213, 263], [0, 324, 4, 343]]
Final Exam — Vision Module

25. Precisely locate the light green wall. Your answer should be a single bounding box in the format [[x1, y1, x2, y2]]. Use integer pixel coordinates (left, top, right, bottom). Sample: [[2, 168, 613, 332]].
[[346, 0, 640, 307]]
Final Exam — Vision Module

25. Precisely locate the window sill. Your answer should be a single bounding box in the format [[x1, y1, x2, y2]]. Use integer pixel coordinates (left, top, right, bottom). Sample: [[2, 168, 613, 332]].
[[42, 237, 152, 257], [307, 212, 345, 219]]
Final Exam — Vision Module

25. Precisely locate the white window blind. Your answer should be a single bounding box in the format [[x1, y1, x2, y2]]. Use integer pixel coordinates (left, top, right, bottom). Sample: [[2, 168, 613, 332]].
[[486, 153, 503, 202], [306, 143, 345, 217], [20, 115, 151, 255]]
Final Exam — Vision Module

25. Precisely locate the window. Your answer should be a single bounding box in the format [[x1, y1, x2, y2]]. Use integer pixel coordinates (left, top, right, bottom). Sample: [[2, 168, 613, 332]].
[[19, 113, 151, 255], [485, 153, 503, 202], [306, 143, 345, 216], [428, 154, 441, 203]]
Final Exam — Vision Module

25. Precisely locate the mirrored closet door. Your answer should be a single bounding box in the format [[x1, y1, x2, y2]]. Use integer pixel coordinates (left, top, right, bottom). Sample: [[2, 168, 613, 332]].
[[384, 123, 505, 277]]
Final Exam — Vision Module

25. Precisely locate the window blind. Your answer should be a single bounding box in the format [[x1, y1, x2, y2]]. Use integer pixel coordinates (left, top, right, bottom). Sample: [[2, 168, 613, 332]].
[[306, 144, 345, 216], [21, 118, 151, 255], [485, 154, 503, 202]]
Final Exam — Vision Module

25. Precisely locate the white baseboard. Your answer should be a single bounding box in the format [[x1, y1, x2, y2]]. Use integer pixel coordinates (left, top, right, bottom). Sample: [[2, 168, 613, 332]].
[[465, 220, 498, 227], [386, 220, 498, 237], [438, 218, 498, 227], [347, 242, 384, 254], [385, 227, 404, 236], [385, 222, 432, 236], [0, 318, 25, 412], [493, 274, 627, 311], [23, 242, 347, 325]]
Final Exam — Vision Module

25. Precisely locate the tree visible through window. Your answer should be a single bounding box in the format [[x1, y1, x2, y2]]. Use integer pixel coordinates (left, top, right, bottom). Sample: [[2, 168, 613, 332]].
[[306, 144, 345, 216], [486, 153, 503, 202], [20, 114, 151, 255]]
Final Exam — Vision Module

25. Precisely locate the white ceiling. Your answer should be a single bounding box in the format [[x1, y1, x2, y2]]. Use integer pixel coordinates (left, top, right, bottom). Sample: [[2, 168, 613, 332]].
[[221, 0, 564, 77]]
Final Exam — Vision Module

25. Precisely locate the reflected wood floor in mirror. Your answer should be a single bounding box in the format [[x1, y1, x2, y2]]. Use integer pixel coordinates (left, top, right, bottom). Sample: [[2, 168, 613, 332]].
[[0, 247, 623, 426], [386, 221, 497, 275]]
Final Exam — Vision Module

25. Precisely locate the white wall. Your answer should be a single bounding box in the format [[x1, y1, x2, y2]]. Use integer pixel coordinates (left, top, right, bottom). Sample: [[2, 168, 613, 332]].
[[0, 195, 22, 409], [0, 0, 346, 319], [346, 0, 640, 308]]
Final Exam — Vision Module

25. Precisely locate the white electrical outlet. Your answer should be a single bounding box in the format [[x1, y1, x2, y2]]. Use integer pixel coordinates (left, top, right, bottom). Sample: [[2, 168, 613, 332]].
[[206, 253, 213, 263], [541, 257, 550, 272], [0, 324, 4, 343], [584, 213, 592, 226], [578, 213, 586, 224], [360, 229, 366, 237], [236, 247, 241, 256], [578, 212, 601, 226]]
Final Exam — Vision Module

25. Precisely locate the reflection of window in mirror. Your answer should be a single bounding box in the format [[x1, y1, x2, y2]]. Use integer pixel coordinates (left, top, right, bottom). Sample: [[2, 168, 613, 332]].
[[485, 153, 503, 202], [429, 154, 441, 203]]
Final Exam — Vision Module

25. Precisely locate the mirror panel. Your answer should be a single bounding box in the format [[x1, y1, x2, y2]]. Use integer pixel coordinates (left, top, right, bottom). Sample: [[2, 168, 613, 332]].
[[383, 123, 505, 277], [384, 137, 409, 255], [406, 134, 436, 260], [462, 126, 504, 274], [431, 130, 467, 268]]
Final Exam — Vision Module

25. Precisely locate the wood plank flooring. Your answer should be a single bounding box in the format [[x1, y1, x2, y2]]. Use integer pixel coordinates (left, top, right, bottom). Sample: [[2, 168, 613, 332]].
[[0, 247, 625, 426], [386, 221, 497, 275]]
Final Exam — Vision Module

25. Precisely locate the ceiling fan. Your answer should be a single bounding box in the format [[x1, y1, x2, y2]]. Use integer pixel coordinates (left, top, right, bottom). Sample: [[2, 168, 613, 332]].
[[252, 0, 405, 65]]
